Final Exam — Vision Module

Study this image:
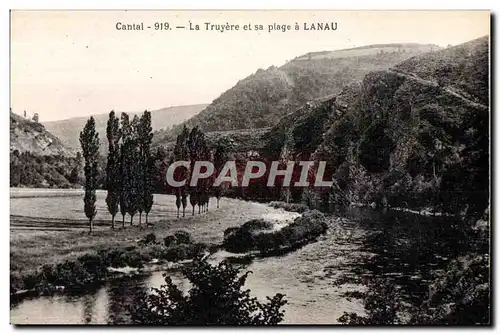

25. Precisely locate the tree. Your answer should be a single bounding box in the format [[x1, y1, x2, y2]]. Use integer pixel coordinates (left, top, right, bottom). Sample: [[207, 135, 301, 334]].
[[280, 127, 295, 203], [79, 117, 100, 234], [187, 127, 205, 215], [105, 111, 121, 229], [138, 111, 154, 225], [129, 256, 287, 325], [173, 126, 190, 217], [119, 113, 131, 227], [127, 115, 141, 225], [213, 137, 234, 208], [197, 144, 211, 213]]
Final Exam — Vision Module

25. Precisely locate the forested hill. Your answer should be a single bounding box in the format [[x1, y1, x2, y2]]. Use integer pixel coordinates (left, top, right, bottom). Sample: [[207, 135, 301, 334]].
[[153, 43, 439, 146], [261, 36, 489, 216]]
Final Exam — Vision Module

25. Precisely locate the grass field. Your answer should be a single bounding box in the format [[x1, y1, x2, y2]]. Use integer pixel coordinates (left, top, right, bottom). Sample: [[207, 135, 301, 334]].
[[10, 188, 296, 278]]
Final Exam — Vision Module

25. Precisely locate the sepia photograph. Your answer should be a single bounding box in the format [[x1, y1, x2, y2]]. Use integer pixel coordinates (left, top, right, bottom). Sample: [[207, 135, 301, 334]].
[[9, 9, 490, 325]]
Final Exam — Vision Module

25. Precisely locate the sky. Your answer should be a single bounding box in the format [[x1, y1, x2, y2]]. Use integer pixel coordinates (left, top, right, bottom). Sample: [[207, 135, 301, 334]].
[[10, 10, 490, 122]]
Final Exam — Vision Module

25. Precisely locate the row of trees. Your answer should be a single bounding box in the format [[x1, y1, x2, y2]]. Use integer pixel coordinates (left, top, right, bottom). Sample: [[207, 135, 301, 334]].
[[79, 111, 155, 233], [79, 113, 234, 233], [171, 126, 232, 217]]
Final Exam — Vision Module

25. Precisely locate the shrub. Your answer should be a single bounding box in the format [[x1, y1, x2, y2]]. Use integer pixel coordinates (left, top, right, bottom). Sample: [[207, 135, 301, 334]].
[[158, 243, 207, 263], [223, 210, 327, 254], [173, 230, 193, 244], [241, 219, 273, 231], [164, 235, 177, 247], [223, 219, 272, 253], [10, 272, 24, 292], [129, 256, 287, 325], [141, 233, 157, 245], [411, 254, 490, 325]]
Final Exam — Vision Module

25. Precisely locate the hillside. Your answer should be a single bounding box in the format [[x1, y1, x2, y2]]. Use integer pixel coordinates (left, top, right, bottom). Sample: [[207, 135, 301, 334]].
[[10, 112, 75, 157], [10, 112, 82, 188], [44, 104, 208, 152], [259, 36, 489, 215], [155, 127, 271, 156], [154, 43, 439, 146]]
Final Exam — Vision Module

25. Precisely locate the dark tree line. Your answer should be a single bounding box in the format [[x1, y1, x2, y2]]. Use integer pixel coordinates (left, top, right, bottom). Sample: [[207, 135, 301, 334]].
[[10, 150, 82, 188]]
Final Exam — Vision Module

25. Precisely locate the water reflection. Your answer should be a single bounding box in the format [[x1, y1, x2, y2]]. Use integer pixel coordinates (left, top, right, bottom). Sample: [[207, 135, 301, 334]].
[[10, 289, 107, 324], [11, 207, 467, 325], [340, 207, 469, 307]]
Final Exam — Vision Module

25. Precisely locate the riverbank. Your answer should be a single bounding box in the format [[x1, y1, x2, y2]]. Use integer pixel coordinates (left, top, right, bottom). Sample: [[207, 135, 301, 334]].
[[10, 192, 300, 296]]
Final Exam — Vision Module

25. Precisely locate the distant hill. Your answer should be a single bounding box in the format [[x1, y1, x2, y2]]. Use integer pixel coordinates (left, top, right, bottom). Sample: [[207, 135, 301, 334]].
[[44, 104, 208, 152], [296, 43, 439, 60], [10, 112, 76, 157], [260, 36, 489, 215], [154, 43, 439, 146]]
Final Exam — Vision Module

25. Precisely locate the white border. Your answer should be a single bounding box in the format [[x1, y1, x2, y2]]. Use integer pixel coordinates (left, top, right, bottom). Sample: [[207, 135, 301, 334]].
[[2, 1, 498, 333]]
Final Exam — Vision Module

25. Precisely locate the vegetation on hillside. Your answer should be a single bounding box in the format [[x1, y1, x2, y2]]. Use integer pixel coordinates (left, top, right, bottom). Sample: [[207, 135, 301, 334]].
[[10, 151, 82, 188], [155, 44, 439, 145], [11, 37, 489, 325], [258, 36, 489, 218]]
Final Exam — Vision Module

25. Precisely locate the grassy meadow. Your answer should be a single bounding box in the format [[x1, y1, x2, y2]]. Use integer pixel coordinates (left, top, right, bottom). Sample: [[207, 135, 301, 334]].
[[10, 189, 295, 280]]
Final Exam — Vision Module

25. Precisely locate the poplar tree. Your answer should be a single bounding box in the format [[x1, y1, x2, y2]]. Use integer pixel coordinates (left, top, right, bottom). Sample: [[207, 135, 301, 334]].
[[127, 115, 141, 225], [105, 110, 121, 229], [213, 137, 234, 208], [280, 127, 295, 203], [173, 125, 189, 218], [188, 127, 204, 215], [198, 142, 211, 213], [119, 113, 131, 227], [80, 116, 100, 234], [138, 111, 154, 225]]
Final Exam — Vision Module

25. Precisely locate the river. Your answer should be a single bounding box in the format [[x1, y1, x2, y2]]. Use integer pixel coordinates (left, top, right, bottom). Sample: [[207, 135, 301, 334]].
[[10, 207, 468, 325]]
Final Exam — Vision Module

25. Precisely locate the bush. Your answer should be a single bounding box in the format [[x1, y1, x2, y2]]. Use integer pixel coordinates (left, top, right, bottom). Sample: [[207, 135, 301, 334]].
[[241, 219, 274, 231], [139, 233, 157, 245], [10, 272, 24, 292], [129, 256, 287, 325], [157, 243, 207, 263], [223, 219, 273, 253], [411, 254, 490, 325], [223, 210, 328, 254], [173, 230, 193, 244], [164, 235, 178, 247]]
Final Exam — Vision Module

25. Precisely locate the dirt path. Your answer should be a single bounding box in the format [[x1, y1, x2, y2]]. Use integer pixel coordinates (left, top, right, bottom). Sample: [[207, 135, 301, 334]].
[[388, 68, 488, 111]]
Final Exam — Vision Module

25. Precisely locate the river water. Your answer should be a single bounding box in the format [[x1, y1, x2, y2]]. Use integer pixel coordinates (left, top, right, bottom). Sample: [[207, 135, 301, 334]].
[[10, 207, 468, 325]]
